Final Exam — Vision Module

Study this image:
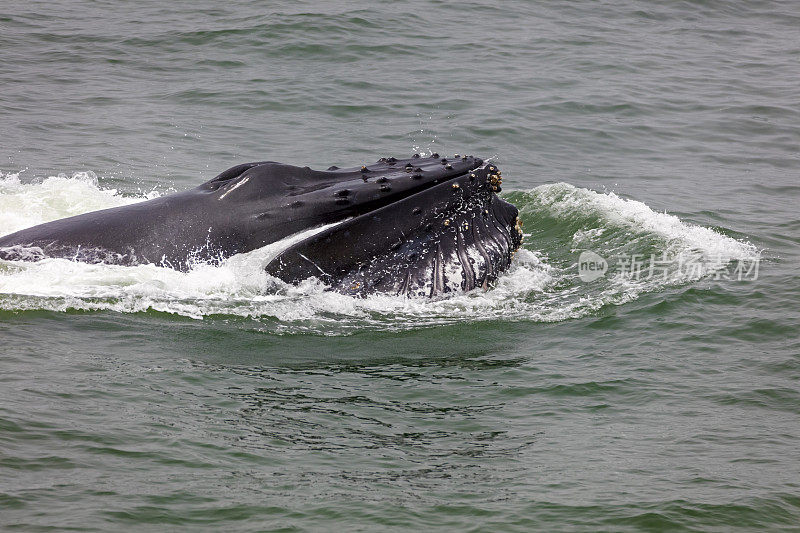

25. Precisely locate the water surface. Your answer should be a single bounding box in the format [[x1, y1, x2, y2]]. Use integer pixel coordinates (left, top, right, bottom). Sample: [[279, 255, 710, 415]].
[[1, 0, 799, 530]]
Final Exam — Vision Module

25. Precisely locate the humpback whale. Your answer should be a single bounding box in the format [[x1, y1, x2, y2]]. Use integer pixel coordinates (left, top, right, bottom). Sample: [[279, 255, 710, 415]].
[[0, 154, 523, 297]]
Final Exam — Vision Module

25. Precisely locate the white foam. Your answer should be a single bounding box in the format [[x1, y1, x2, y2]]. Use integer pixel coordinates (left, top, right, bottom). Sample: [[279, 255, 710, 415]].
[[0, 173, 759, 330]]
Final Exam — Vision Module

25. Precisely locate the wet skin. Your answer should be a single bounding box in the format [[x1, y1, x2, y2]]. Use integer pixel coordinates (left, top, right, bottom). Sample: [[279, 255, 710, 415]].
[[0, 154, 523, 297]]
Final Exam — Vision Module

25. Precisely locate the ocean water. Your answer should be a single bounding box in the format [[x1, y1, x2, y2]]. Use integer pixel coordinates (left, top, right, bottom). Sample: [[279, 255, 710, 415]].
[[1, 1, 799, 531]]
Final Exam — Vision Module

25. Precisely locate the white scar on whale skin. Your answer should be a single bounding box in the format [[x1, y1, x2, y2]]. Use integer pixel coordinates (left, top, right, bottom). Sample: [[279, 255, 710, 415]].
[[298, 252, 329, 276], [218, 176, 249, 200]]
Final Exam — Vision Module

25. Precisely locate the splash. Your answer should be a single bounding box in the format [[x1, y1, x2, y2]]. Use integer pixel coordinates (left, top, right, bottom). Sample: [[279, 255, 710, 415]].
[[0, 171, 156, 235], [0, 172, 758, 331]]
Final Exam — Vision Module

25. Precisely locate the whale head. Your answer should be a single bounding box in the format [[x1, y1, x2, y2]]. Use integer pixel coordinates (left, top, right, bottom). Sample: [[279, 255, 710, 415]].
[[207, 154, 522, 297]]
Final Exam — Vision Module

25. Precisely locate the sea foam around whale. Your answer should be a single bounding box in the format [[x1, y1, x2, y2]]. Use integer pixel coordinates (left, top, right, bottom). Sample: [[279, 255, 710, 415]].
[[0, 171, 758, 332]]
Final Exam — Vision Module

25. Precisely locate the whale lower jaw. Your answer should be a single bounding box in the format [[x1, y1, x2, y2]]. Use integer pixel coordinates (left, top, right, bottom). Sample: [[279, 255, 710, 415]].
[[265, 163, 523, 298]]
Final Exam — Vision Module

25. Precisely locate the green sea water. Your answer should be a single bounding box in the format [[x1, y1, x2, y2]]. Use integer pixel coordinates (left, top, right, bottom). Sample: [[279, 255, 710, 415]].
[[1, 1, 799, 530]]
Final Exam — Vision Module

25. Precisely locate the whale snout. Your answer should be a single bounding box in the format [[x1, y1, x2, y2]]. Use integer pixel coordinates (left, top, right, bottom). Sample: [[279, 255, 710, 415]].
[[265, 155, 524, 297], [308, 153, 487, 217]]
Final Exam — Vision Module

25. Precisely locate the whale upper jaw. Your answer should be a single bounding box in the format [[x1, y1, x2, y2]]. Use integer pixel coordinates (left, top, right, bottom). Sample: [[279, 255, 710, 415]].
[[198, 153, 496, 256], [265, 156, 523, 298]]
